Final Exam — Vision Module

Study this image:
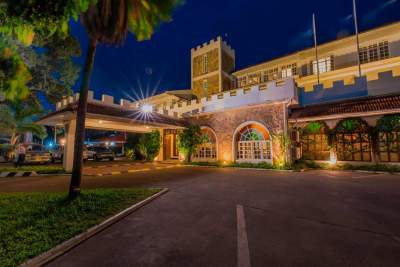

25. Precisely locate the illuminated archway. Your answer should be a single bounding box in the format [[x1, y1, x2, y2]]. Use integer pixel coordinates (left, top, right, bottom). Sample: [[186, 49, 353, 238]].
[[233, 121, 272, 163], [193, 127, 218, 161]]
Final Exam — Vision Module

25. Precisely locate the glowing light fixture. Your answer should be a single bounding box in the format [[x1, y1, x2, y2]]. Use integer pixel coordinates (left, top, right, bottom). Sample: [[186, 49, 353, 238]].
[[329, 151, 337, 165], [141, 104, 153, 113], [60, 138, 66, 146]]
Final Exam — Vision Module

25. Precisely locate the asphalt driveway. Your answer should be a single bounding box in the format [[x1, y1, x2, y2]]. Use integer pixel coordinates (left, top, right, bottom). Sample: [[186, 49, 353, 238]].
[[2, 167, 400, 266]]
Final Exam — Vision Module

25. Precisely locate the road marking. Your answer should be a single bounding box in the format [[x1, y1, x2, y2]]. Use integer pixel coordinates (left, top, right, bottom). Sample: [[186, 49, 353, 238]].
[[111, 171, 121, 175], [237, 205, 251, 267]]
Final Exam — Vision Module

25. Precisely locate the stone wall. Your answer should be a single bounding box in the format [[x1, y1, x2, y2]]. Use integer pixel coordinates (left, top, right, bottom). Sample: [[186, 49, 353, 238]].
[[192, 74, 220, 98], [192, 48, 219, 78], [188, 102, 286, 163]]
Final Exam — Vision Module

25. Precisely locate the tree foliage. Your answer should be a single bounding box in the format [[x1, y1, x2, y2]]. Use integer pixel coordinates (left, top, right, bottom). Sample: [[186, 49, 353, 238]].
[[177, 125, 204, 163], [137, 130, 161, 161], [0, 102, 46, 145]]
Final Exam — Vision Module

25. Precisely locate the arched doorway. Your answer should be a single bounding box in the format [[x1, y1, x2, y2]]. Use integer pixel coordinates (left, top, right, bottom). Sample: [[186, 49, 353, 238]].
[[193, 127, 217, 161], [334, 118, 371, 162], [234, 122, 272, 163]]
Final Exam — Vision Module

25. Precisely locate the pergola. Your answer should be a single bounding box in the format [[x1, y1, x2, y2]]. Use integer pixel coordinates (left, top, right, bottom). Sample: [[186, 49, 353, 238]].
[[37, 93, 188, 171]]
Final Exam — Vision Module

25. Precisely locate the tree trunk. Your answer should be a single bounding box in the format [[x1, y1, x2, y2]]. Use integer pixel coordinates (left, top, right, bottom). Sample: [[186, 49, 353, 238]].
[[69, 39, 97, 199]]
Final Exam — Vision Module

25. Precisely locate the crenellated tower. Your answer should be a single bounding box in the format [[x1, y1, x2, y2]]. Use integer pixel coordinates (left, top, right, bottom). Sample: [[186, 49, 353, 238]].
[[191, 37, 235, 98]]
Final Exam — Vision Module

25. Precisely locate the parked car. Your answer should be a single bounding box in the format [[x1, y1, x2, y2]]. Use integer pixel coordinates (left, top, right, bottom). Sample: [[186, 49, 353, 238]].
[[20, 144, 51, 164], [83, 147, 94, 162], [85, 146, 115, 161], [49, 145, 64, 163]]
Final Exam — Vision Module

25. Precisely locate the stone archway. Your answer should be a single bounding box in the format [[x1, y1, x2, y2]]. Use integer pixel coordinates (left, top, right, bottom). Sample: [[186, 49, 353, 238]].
[[192, 126, 218, 162], [232, 121, 273, 163]]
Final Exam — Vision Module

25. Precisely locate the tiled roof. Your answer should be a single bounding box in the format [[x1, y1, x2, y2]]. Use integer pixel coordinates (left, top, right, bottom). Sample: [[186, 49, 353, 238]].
[[38, 102, 189, 127], [290, 94, 400, 120]]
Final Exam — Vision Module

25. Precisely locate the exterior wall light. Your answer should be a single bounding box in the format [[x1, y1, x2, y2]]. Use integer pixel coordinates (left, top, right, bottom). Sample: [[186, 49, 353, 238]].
[[329, 151, 337, 165], [141, 104, 153, 113]]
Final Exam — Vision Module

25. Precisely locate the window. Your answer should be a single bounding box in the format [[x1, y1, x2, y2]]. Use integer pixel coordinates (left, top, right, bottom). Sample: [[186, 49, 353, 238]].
[[202, 80, 208, 90], [265, 68, 279, 81], [237, 76, 247, 87], [281, 64, 297, 78], [312, 56, 334, 74], [193, 128, 217, 161], [301, 134, 330, 160], [203, 54, 208, 73], [335, 119, 371, 162], [379, 132, 400, 162], [236, 125, 272, 162], [248, 73, 261, 85], [359, 41, 390, 64]]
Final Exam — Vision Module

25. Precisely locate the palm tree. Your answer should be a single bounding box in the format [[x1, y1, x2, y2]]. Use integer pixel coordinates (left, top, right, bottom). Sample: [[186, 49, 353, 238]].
[[0, 102, 46, 146], [69, 0, 181, 198]]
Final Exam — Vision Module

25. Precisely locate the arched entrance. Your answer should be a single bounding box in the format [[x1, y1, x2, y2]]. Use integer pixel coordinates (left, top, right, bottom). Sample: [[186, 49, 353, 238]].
[[233, 122, 272, 163], [193, 127, 217, 161]]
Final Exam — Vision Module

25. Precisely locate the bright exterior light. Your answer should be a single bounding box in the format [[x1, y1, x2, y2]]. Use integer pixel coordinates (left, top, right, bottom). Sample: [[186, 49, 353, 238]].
[[110, 142, 115, 147], [329, 152, 337, 165], [105, 141, 110, 146], [60, 138, 66, 146], [141, 104, 153, 113]]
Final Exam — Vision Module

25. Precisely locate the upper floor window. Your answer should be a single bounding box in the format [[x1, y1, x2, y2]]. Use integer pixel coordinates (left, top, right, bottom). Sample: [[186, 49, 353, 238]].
[[359, 41, 389, 64], [313, 56, 334, 74], [248, 73, 260, 85], [281, 63, 297, 78], [263, 68, 279, 82], [238, 76, 247, 87], [203, 54, 208, 73]]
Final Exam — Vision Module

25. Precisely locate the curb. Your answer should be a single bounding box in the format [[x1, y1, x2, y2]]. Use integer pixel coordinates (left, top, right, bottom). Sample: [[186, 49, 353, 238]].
[[184, 164, 295, 172], [89, 165, 179, 177], [0, 171, 37, 177], [21, 188, 169, 267]]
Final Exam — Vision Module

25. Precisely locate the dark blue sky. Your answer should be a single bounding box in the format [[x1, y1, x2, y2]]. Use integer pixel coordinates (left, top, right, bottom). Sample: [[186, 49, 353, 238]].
[[70, 0, 400, 103]]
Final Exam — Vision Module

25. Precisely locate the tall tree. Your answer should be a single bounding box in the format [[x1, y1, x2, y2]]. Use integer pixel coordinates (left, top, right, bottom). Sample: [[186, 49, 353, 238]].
[[69, 0, 181, 198]]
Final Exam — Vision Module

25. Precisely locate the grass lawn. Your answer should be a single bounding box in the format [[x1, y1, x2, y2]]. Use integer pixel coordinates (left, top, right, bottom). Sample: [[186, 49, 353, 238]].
[[0, 165, 65, 174], [0, 188, 161, 267]]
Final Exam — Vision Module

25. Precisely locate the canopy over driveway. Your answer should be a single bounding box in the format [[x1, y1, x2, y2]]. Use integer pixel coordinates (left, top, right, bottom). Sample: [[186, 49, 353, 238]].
[[37, 92, 188, 171]]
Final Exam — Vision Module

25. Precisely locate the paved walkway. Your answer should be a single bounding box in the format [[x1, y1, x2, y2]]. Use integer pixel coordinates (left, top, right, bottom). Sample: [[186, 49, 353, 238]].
[[2, 167, 400, 266]]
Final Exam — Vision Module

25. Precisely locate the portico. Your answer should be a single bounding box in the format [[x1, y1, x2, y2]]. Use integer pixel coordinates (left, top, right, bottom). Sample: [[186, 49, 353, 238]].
[[37, 92, 187, 171]]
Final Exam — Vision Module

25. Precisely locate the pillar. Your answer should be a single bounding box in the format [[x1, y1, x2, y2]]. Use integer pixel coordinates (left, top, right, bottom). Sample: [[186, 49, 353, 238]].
[[63, 119, 76, 172]]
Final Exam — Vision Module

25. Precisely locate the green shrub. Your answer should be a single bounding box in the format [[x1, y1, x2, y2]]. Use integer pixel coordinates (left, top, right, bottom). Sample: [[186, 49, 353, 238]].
[[137, 130, 161, 161]]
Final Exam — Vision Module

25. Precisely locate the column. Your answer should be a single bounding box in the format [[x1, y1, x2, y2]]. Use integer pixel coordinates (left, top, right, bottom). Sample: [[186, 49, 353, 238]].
[[63, 119, 76, 172]]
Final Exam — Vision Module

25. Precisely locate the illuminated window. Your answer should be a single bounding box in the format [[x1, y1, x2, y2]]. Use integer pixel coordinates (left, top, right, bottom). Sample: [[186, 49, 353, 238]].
[[237, 76, 247, 87], [359, 41, 389, 64], [335, 119, 371, 162], [379, 132, 400, 162], [301, 122, 330, 161], [281, 63, 297, 78], [312, 56, 334, 74], [236, 124, 272, 162], [265, 68, 279, 81], [248, 73, 261, 85]]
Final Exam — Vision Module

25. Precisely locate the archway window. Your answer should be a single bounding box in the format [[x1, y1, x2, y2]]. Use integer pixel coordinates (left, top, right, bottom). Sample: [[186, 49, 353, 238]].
[[301, 122, 330, 161], [376, 114, 400, 162], [236, 124, 272, 162], [335, 119, 371, 162], [193, 128, 217, 161], [378, 132, 400, 162]]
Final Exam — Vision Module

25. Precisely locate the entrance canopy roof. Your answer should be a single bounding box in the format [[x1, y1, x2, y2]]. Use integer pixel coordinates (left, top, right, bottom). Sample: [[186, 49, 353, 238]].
[[38, 101, 188, 133]]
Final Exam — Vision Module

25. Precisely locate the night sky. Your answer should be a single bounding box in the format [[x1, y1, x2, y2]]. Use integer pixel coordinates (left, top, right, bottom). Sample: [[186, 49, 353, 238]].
[[69, 0, 400, 105]]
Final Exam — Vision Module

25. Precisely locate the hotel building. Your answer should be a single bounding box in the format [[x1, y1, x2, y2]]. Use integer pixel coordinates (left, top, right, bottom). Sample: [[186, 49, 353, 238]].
[[40, 22, 400, 170]]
